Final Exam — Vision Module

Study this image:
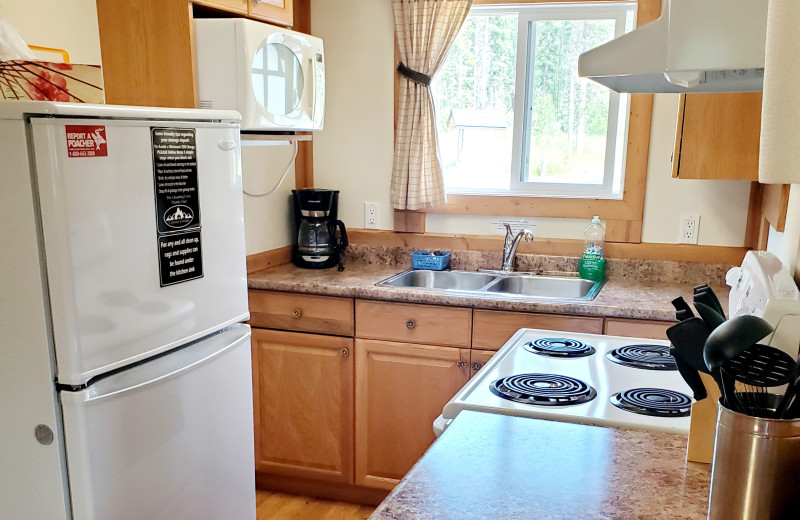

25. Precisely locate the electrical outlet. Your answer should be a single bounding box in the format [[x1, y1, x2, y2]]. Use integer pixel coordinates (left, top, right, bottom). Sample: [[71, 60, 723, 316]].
[[364, 202, 380, 229], [679, 213, 700, 244]]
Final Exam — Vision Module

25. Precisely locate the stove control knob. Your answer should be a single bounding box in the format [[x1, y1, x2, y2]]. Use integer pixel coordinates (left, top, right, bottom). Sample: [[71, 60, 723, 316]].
[[472, 362, 482, 372], [406, 319, 416, 330], [458, 360, 467, 369]]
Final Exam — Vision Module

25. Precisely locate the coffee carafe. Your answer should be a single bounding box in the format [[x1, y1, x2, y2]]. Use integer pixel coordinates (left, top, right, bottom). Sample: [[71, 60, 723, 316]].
[[292, 189, 348, 270]]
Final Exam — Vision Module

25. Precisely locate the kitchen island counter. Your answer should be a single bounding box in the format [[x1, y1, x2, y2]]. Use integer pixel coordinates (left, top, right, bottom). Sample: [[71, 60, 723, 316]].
[[248, 261, 727, 322], [370, 410, 710, 520]]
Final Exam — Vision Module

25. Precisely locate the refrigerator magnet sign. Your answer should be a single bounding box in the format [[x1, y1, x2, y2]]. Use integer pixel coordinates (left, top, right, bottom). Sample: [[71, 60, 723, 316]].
[[65, 125, 108, 157], [151, 128, 204, 287]]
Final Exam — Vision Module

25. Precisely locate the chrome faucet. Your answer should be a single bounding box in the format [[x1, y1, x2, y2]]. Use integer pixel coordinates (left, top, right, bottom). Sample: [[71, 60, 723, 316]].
[[501, 223, 534, 272]]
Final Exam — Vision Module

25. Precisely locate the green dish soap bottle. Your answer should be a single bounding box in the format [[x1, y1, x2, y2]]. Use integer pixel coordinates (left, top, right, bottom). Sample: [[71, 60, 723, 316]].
[[579, 216, 606, 282]]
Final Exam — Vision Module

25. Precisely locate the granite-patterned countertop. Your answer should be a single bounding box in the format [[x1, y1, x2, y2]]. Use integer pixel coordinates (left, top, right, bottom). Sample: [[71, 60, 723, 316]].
[[248, 262, 728, 322], [370, 411, 711, 520]]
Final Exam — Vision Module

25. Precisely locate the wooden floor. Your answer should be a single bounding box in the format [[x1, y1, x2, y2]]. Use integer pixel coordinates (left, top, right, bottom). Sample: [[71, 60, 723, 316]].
[[256, 490, 375, 520]]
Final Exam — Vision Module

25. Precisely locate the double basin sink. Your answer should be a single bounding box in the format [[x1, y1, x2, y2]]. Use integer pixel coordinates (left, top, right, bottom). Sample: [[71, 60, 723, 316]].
[[377, 269, 603, 301]]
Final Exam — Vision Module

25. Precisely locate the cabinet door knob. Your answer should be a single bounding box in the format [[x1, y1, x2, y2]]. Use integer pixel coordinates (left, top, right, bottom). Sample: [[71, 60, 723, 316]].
[[340, 348, 349, 358], [472, 362, 482, 371], [406, 319, 416, 330], [291, 308, 302, 318], [458, 360, 467, 369], [254, 0, 263, 4]]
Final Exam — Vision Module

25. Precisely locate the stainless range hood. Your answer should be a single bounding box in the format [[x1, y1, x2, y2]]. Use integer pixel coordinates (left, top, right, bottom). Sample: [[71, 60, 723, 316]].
[[578, 0, 767, 93]]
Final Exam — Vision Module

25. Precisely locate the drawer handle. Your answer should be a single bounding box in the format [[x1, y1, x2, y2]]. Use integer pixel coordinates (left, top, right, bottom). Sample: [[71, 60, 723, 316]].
[[291, 308, 302, 318], [472, 362, 482, 371], [458, 360, 467, 369], [340, 348, 349, 359], [406, 319, 416, 330]]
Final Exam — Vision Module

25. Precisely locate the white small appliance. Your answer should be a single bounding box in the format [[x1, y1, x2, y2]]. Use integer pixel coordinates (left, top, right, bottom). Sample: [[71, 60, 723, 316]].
[[726, 250, 800, 358], [195, 18, 325, 131], [1, 101, 255, 519]]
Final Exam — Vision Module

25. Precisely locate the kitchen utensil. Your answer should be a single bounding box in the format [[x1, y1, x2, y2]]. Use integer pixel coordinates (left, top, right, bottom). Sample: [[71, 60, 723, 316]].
[[694, 288, 726, 320], [666, 318, 711, 374], [693, 284, 710, 294], [703, 315, 774, 410], [722, 343, 795, 417], [777, 370, 800, 419], [703, 315, 774, 370], [670, 346, 708, 400], [671, 296, 695, 321], [694, 302, 726, 331]]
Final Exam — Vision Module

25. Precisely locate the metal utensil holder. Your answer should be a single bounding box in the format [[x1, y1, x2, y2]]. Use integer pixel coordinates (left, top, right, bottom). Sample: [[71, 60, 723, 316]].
[[708, 400, 800, 519]]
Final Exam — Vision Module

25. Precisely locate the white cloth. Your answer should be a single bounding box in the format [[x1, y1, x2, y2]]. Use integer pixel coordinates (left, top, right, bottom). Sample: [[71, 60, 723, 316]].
[[391, 0, 472, 210], [759, 0, 800, 184]]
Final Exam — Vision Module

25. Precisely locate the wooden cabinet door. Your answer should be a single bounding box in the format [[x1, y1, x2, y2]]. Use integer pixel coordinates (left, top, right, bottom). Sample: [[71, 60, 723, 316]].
[[672, 93, 762, 180], [354, 339, 470, 489], [252, 328, 353, 483], [248, 0, 294, 26], [469, 350, 496, 379]]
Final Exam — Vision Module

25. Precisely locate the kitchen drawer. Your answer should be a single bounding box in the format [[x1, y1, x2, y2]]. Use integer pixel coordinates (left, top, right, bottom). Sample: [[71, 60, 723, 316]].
[[472, 310, 603, 350], [248, 290, 354, 336], [355, 300, 472, 348], [604, 318, 674, 341]]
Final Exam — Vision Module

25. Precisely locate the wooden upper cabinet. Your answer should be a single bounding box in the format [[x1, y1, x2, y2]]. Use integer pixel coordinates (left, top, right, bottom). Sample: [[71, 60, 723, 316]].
[[354, 339, 470, 489], [672, 93, 762, 180], [96, 0, 198, 108], [251, 328, 354, 483], [248, 0, 294, 26], [194, 0, 248, 14]]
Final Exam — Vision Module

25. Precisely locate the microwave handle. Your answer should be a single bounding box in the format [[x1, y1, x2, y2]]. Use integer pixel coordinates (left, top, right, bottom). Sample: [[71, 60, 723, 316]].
[[309, 55, 317, 123]]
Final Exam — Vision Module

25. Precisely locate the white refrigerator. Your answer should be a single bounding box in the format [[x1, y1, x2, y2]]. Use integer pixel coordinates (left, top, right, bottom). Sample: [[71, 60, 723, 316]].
[[0, 101, 256, 519]]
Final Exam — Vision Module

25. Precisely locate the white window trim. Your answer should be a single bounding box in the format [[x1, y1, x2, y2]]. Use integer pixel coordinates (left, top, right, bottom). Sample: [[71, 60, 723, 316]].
[[443, 2, 636, 200]]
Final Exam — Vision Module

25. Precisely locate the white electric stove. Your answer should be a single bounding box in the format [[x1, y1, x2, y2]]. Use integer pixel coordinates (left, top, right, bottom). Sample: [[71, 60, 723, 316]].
[[435, 251, 800, 438], [436, 330, 694, 436]]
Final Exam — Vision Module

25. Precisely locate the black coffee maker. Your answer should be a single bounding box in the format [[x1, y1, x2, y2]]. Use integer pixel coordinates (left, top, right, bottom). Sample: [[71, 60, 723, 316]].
[[292, 189, 348, 270]]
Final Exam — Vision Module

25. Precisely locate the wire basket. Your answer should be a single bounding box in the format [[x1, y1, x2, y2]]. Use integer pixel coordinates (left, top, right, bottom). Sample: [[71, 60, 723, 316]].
[[411, 250, 451, 271]]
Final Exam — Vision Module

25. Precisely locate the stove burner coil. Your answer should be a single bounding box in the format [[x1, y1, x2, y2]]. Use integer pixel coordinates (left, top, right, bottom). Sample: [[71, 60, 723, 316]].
[[490, 373, 597, 406], [606, 344, 677, 371], [524, 338, 596, 358], [610, 388, 692, 417]]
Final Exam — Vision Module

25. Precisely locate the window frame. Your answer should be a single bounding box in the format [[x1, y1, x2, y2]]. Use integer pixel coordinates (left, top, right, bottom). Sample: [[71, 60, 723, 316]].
[[510, 4, 631, 197], [396, 0, 662, 242]]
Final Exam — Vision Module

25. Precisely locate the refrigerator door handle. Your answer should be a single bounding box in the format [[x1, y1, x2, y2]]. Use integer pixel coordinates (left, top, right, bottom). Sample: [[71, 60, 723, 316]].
[[63, 324, 250, 402]]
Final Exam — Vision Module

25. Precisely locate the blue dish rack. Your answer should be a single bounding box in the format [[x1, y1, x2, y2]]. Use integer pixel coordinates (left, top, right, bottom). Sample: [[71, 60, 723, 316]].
[[411, 250, 451, 271]]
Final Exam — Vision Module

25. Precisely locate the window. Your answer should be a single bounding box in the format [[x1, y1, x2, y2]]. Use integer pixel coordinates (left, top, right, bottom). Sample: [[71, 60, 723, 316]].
[[432, 3, 636, 198]]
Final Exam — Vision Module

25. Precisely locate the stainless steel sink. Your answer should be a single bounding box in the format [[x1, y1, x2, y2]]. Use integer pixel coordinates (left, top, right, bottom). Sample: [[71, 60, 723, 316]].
[[377, 270, 499, 291], [483, 275, 602, 300], [377, 270, 603, 301]]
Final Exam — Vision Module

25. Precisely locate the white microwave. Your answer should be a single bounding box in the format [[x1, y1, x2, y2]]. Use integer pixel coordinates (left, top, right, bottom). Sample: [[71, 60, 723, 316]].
[[194, 18, 324, 131]]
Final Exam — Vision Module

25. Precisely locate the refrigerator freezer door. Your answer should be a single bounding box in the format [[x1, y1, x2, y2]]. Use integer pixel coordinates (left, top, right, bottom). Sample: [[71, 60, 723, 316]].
[[60, 324, 255, 520], [30, 117, 249, 385]]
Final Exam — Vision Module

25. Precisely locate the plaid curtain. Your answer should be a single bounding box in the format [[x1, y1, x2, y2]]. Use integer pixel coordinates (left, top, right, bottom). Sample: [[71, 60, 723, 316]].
[[391, 0, 472, 210]]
